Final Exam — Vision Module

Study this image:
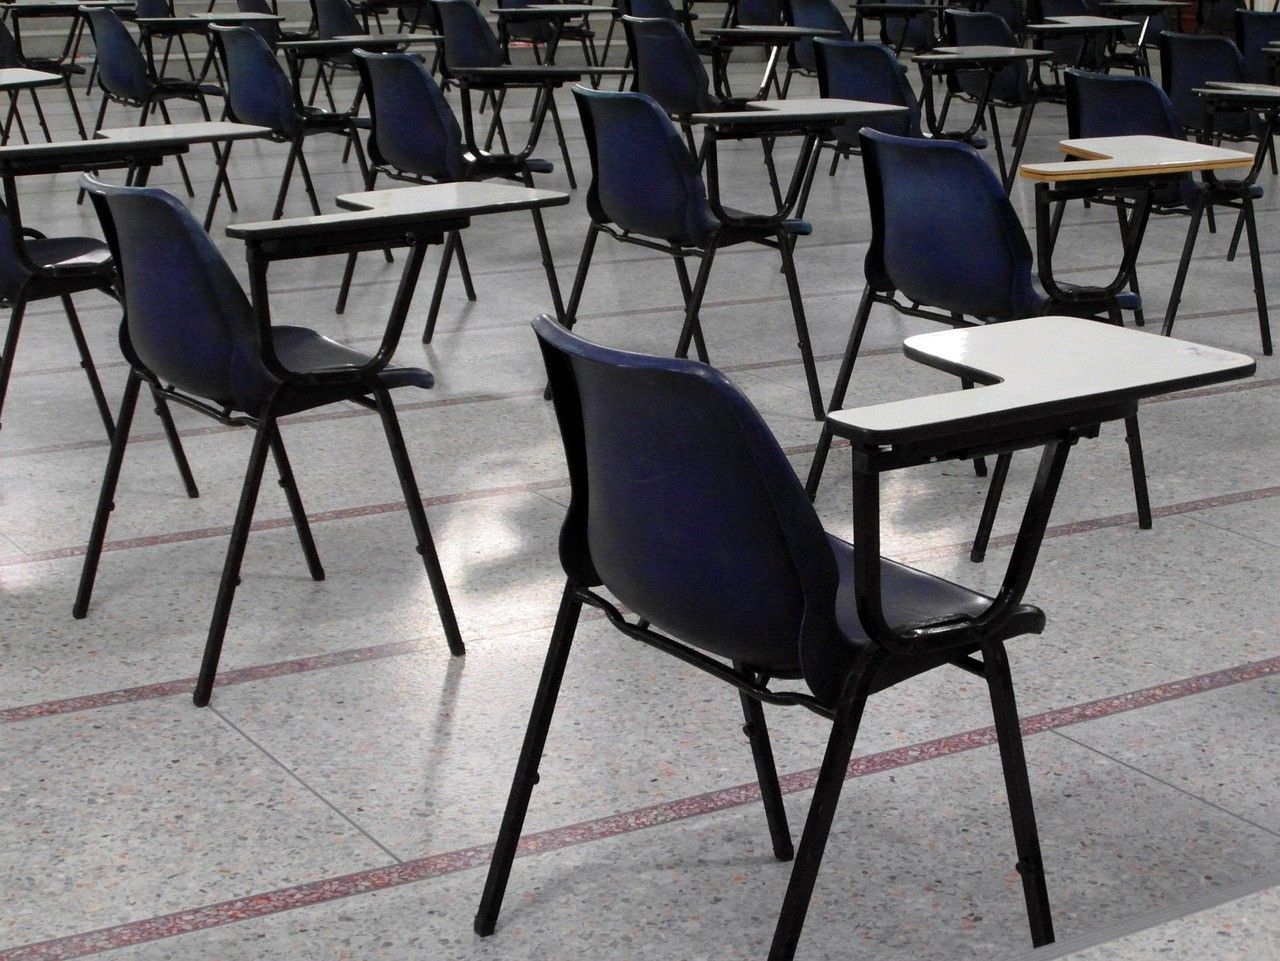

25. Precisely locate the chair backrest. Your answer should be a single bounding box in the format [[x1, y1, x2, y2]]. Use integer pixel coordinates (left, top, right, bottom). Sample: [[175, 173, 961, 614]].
[[1201, 0, 1245, 35], [1237, 10, 1280, 83], [736, 0, 782, 25], [623, 16, 715, 116], [534, 313, 839, 681], [313, 0, 365, 37], [574, 86, 717, 247], [356, 49, 466, 180], [212, 25, 300, 136], [496, 0, 557, 42], [0, 201, 36, 297], [623, 0, 683, 21], [813, 39, 920, 138], [433, 0, 504, 70], [943, 10, 1028, 102], [1065, 67, 1183, 138], [236, 0, 284, 44], [860, 128, 1039, 319], [84, 8, 153, 104], [134, 0, 174, 19], [80, 176, 275, 412], [865, 0, 933, 51], [1158, 30, 1247, 134], [0, 19, 20, 69], [788, 0, 850, 74]]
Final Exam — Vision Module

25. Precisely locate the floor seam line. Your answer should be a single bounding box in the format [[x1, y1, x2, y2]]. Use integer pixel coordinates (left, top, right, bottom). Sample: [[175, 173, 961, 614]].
[[1183, 512, 1280, 552]]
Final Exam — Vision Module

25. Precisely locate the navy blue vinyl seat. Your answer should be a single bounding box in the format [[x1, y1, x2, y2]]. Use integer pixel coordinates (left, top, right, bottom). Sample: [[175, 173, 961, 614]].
[[73, 176, 464, 708], [782, 0, 851, 95], [1065, 68, 1271, 355], [433, 0, 577, 184], [473, 314, 1056, 961], [1236, 9, 1280, 84], [1159, 30, 1263, 142], [812, 39, 921, 176], [564, 87, 826, 420], [805, 128, 1146, 503], [336, 49, 555, 333], [212, 24, 372, 218]]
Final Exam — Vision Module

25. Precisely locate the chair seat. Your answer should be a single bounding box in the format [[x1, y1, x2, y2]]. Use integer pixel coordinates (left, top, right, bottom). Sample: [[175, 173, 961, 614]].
[[154, 78, 224, 99], [25, 236, 113, 274], [272, 325, 434, 390], [467, 152, 554, 177], [1037, 279, 1141, 314], [300, 106, 366, 131], [718, 208, 812, 246]]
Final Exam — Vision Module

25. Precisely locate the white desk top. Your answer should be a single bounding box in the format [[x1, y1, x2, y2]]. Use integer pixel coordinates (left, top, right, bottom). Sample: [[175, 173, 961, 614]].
[[0, 67, 61, 90], [1020, 134, 1253, 182], [826, 317, 1255, 446], [95, 121, 272, 145], [335, 181, 569, 214], [691, 97, 907, 126], [1028, 14, 1133, 28]]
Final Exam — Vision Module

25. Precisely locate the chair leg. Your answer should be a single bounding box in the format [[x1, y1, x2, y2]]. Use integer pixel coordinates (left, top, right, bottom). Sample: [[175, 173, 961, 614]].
[[562, 222, 600, 333], [776, 230, 824, 421], [273, 138, 303, 219], [1160, 195, 1205, 338], [736, 670, 794, 862], [73, 370, 143, 619], [61, 295, 115, 438], [269, 426, 325, 581], [150, 386, 199, 498], [454, 233, 478, 302], [294, 142, 322, 216], [1241, 195, 1273, 356], [804, 285, 873, 500], [192, 412, 275, 707], [766, 666, 878, 961], [1124, 415, 1152, 530], [1115, 203, 1145, 326], [961, 378, 987, 477], [155, 101, 195, 198], [422, 230, 460, 344], [371, 385, 465, 656], [28, 87, 51, 142], [0, 293, 28, 431], [529, 208, 566, 325], [982, 640, 1055, 948], [671, 246, 708, 363], [970, 451, 1012, 563], [544, 92, 577, 189], [64, 75, 87, 139], [203, 137, 235, 231], [475, 582, 583, 936]]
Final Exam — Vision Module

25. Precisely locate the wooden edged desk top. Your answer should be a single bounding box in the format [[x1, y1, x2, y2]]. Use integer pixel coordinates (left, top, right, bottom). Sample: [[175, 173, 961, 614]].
[[691, 97, 908, 127], [826, 317, 1254, 447], [0, 67, 61, 89], [1020, 134, 1253, 182], [95, 121, 272, 145], [916, 45, 1055, 64]]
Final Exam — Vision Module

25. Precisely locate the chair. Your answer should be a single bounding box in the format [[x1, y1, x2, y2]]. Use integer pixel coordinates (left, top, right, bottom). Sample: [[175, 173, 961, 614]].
[[1039, 0, 1103, 74], [0, 20, 57, 144], [131, 0, 199, 81], [83, 8, 224, 202], [433, 0, 578, 185], [854, 0, 936, 56], [496, 0, 600, 74], [212, 24, 372, 218], [3, 11, 87, 138], [1066, 68, 1271, 355], [73, 176, 465, 707], [804, 129, 1150, 553], [1158, 31, 1262, 144], [237, 0, 310, 45], [942, 10, 1038, 190], [812, 38, 921, 178], [1199, 0, 1244, 36], [308, 0, 371, 110], [1237, 9, 1280, 84], [565, 87, 826, 420], [338, 49, 557, 339], [781, 0, 851, 97], [473, 314, 1057, 961]]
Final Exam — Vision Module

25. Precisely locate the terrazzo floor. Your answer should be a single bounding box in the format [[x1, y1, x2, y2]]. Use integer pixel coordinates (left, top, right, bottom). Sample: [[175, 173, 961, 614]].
[[2, 11, 1279, 961]]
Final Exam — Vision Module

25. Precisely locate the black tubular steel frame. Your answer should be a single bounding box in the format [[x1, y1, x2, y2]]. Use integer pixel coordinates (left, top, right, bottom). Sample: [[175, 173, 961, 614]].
[[473, 403, 1116, 958], [73, 217, 466, 707]]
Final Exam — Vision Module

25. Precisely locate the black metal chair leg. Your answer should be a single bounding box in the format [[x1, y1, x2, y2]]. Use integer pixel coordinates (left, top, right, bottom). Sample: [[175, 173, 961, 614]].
[[64, 76, 86, 139], [28, 87, 51, 141], [804, 285, 873, 500], [1226, 206, 1244, 262], [150, 386, 199, 498], [530, 210, 566, 325], [193, 413, 275, 707], [371, 384, 465, 656], [0, 294, 28, 431], [453, 232, 478, 301], [272, 138, 302, 219], [203, 138, 234, 231], [961, 378, 987, 476], [982, 640, 1055, 947], [736, 669, 794, 862], [674, 243, 716, 362], [73, 370, 143, 619], [422, 230, 459, 344], [60, 295, 115, 438], [562, 222, 599, 333], [766, 665, 878, 961], [155, 101, 195, 198], [294, 142, 322, 216], [337, 248, 359, 315], [1242, 195, 1273, 356], [475, 582, 582, 936], [971, 451, 1012, 563], [544, 91, 577, 188], [269, 427, 325, 581], [1115, 203, 1144, 326], [1160, 195, 1205, 338], [777, 230, 824, 421], [670, 247, 708, 363], [1124, 415, 1152, 529]]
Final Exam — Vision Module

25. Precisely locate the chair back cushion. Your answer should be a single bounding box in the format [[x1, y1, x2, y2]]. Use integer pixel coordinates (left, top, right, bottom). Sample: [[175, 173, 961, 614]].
[[1159, 30, 1250, 136], [434, 0, 504, 70], [358, 50, 467, 180], [623, 16, 715, 116], [1065, 67, 1183, 138], [944, 10, 1028, 103], [1236, 10, 1280, 83], [213, 25, 301, 136], [814, 39, 919, 139], [313, 0, 365, 37], [789, 0, 849, 74], [84, 9, 153, 103]]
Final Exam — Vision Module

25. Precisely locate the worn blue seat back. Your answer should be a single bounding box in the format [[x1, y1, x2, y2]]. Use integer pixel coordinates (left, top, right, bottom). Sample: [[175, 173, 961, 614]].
[[814, 39, 919, 140], [623, 16, 716, 115], [789, 0, 850, 74], [1238, 10, 1280, 83], [214, 25, 302, 136], [945, 10, 1029, 103], [357, 50, 467, 180], [1159, 30, 1252, 137], [314, 0, 365, 36], [434, 0, 505, 69], [85, 8, 153, 103], [574, 86, 717, 246], [82, 178, 275, 412], [236, 0, 284, 43], [535, 314, 839, 675], [861, 129, 1039, 318]]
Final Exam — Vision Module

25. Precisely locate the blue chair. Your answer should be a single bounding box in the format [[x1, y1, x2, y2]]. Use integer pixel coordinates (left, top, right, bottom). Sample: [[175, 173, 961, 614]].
[[853, 0, 936, 56], [0, 19, 57, 144], [805, 129, 1149, 545], [1066, 68, 1271, 355], [812, 38, 921, 177], [1237, 10, 1280, 83], [307, 0, 372, 111], [473, 314, 1057, 961], [338, 49, 556, 338], [236, 0, 310, 45], [433, 0, 577, 185], [565, 86, 826, 420], [782, 0, 851, 97], [1199, 0, 1244, 35], [1158, 30, 1262, 142], [3, 9, 87, 137], [73, 176, 465, 707], [83, 8, 223, 201], [942, 10, 1038, 190], [212, 24, 372, 218], [495, 0, 600, 72], [130, 0, 199, 81]]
